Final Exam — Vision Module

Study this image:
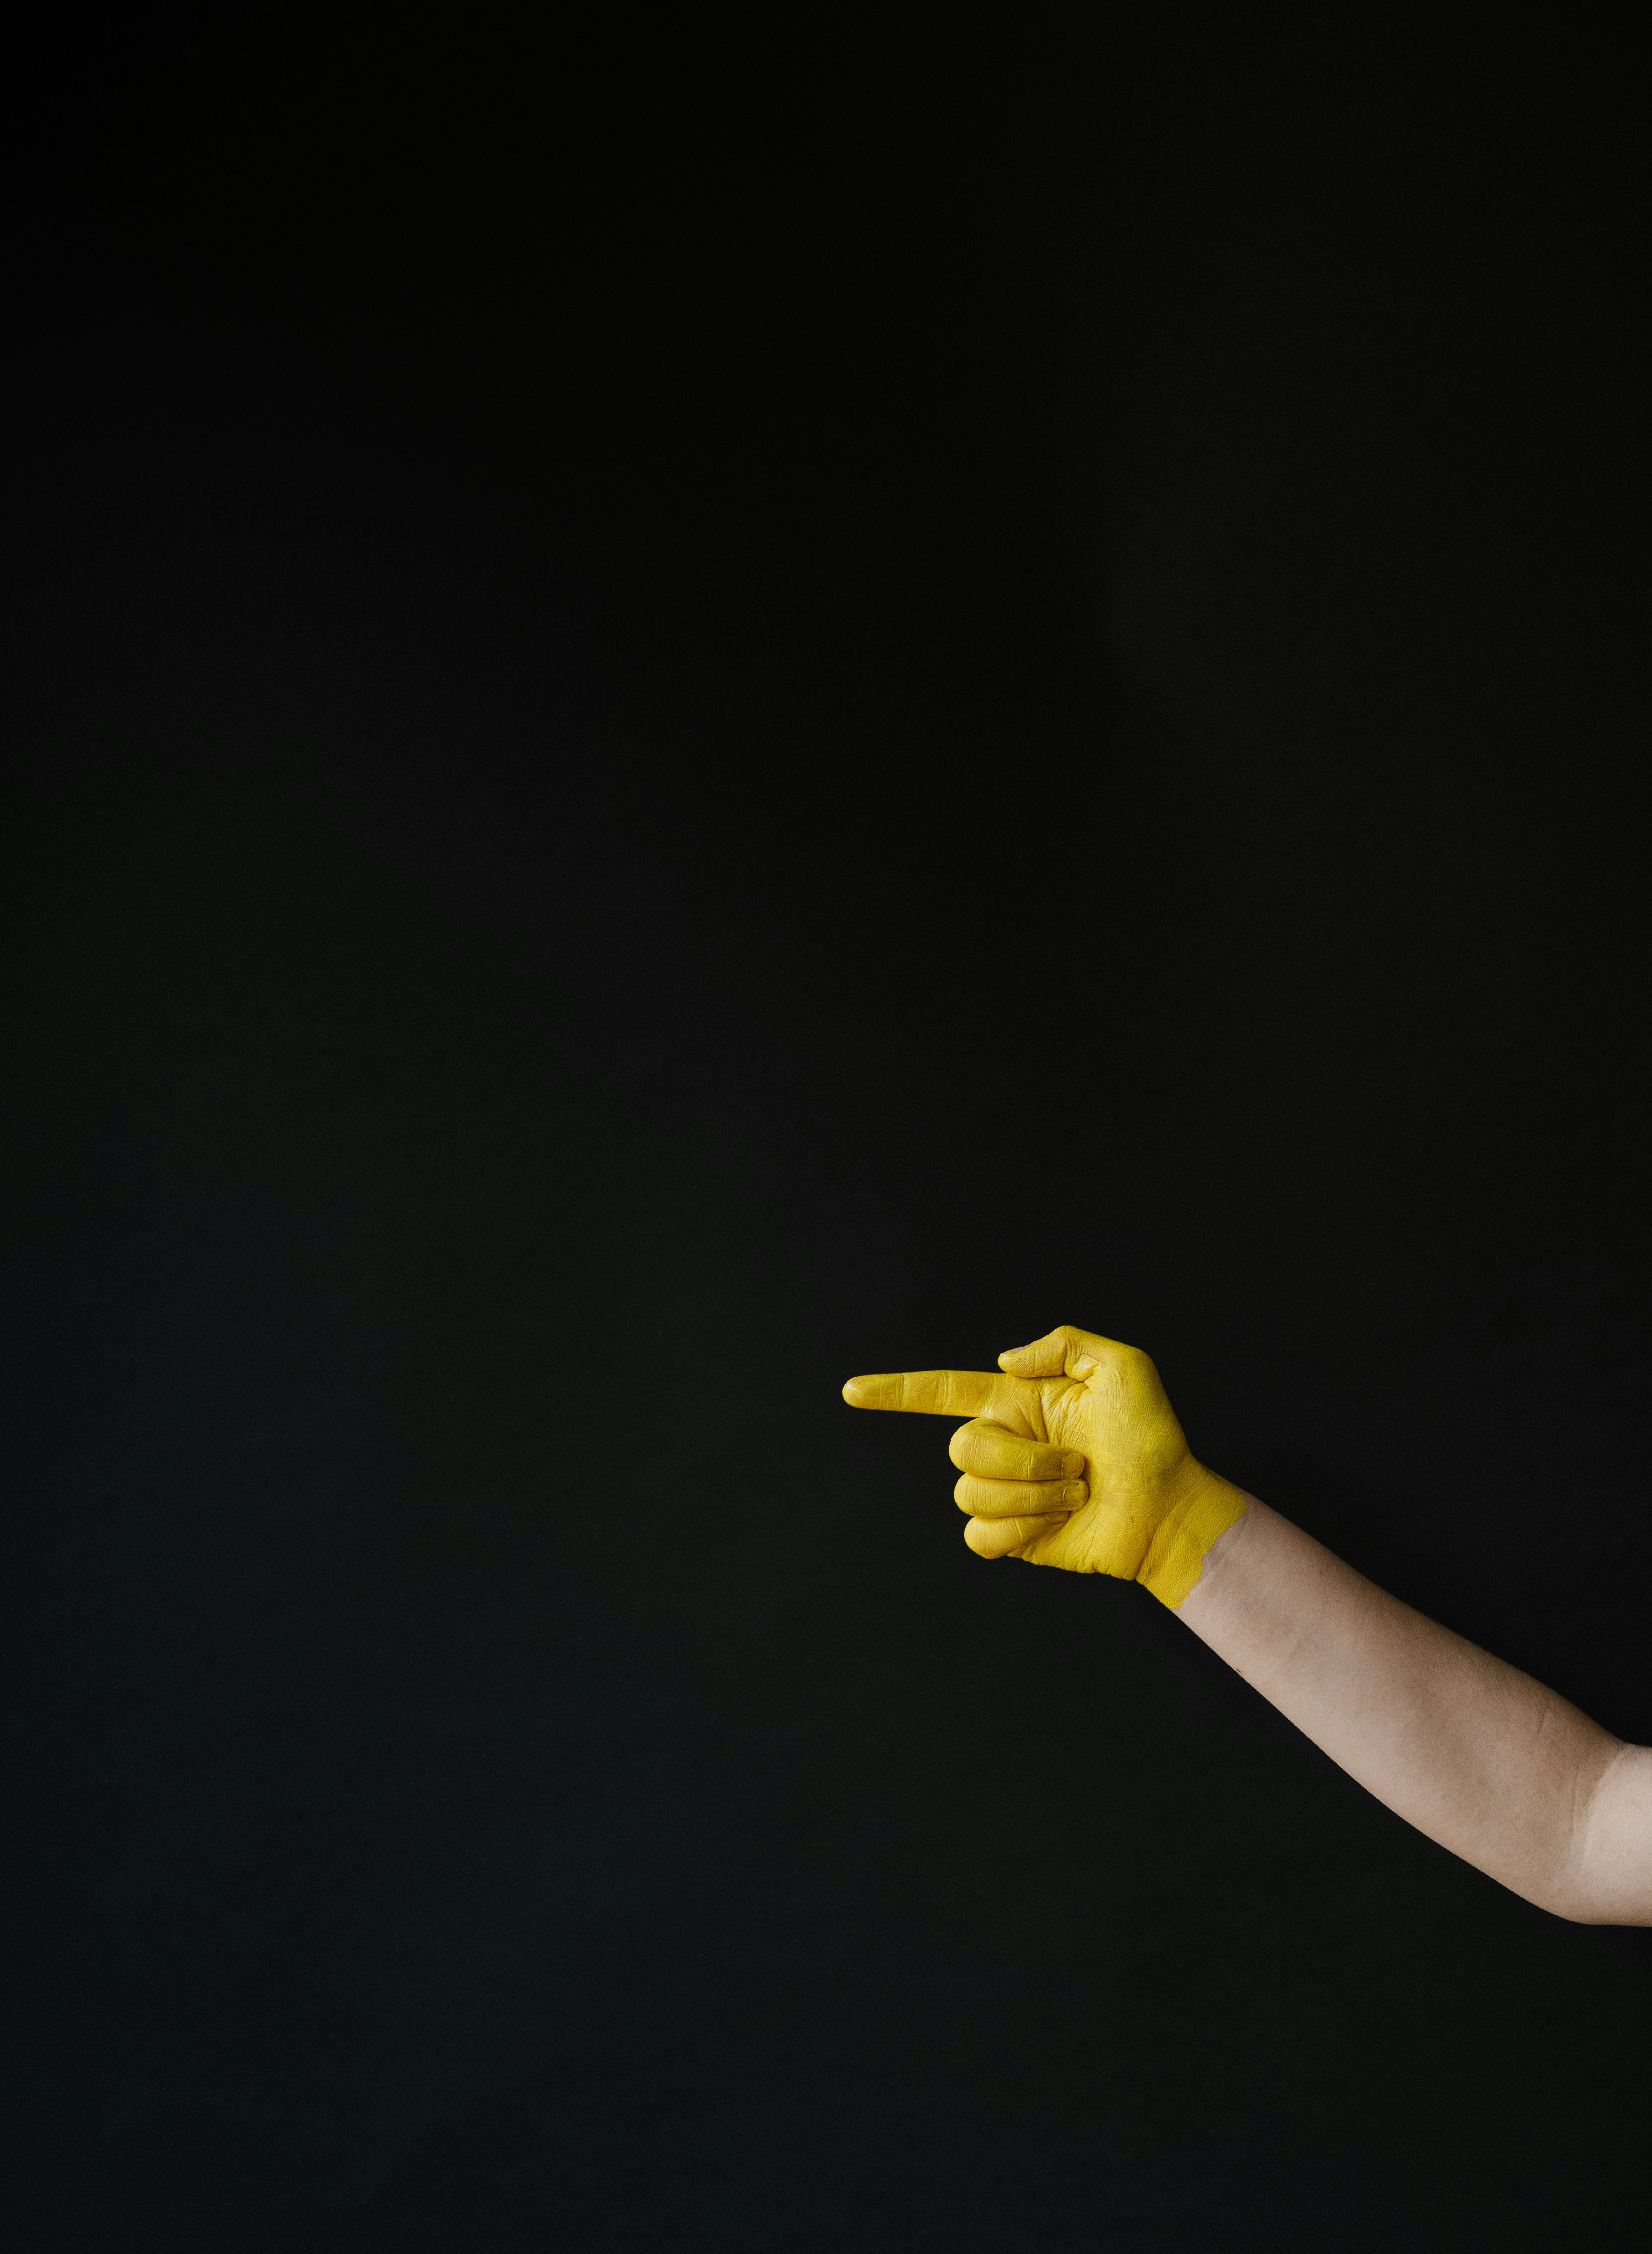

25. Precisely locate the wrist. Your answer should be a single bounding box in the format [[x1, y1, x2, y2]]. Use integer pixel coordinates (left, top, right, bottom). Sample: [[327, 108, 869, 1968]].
[[1137, 1464, 1249, 1610]]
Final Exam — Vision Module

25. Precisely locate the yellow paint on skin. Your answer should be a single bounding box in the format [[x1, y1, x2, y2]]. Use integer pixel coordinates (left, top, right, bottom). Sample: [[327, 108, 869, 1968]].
[[843, 1323, 1247, 1605], [1136, 1469, 1250, 1609]]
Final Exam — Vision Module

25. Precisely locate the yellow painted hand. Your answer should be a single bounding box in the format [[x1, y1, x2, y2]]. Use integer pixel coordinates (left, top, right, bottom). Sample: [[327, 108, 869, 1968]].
[[842, 1323, 1246, 1608]]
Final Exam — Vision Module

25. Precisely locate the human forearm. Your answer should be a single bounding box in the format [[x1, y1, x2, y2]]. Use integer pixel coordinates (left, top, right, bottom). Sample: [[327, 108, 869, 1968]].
[[1177, 1488, 1625, 1920]]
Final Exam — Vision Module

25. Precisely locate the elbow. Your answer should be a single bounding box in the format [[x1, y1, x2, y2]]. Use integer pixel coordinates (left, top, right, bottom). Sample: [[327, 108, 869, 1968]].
[[1541, 1739, 1652, 1925], [1526, 1868, 1652, 1927], [1542, 1900, 1649, 1928], [1538, 1893, 1616, 1926], [1539, 1891, 1652, 1928]]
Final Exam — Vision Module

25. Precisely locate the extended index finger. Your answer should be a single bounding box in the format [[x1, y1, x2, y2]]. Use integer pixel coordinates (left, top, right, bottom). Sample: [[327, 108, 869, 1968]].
[[842, 1369, 1003, 1418]]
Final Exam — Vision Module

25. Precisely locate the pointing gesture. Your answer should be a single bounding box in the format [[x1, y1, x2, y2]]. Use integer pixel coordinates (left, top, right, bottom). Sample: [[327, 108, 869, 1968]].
[[849, 1323, 1652, 1927], [843, 1324, 1247, 1607]]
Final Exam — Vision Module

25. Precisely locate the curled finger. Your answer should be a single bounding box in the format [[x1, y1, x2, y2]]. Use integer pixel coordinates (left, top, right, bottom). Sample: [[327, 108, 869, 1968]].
[[949, 1417, 1084, 1482], [964, 1510, 1070, 1560], [954, 1472, 1087, 1518]]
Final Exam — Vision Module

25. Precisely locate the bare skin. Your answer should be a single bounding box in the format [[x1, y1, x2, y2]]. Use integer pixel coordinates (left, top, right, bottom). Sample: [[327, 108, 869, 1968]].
[[845, 1323, 1652, 1925], [1180, 1494, 1652, 1922]]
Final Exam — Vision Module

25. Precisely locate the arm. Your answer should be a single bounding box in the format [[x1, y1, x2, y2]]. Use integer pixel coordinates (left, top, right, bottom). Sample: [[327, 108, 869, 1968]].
[[843, 1322, 1652, 1925], [1176, 1490, 1652, 1924]]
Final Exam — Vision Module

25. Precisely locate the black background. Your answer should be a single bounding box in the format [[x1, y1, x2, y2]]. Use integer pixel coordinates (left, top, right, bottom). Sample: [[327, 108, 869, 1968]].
[[4, 11, 1651, 2248]]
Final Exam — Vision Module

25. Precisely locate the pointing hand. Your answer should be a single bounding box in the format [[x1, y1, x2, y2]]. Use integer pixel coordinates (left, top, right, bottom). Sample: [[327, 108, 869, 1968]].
[[842, 1323, 1246, 1608]]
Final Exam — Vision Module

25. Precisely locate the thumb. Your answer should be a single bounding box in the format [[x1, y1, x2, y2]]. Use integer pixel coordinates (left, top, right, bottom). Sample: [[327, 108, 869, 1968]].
[[997, 1325, 1108, 1379]]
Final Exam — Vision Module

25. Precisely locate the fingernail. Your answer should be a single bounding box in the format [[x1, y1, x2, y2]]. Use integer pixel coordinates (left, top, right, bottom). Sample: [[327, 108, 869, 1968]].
[[1062, 1452, 1085, 1479], [1065, 1483, 1087, 1506]]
